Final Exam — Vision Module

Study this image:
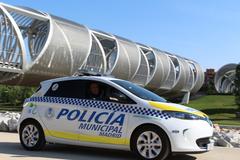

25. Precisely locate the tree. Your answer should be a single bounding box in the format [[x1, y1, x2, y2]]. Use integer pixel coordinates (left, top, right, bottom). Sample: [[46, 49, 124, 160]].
[[235, 63, 240, 107], [206, 78, 217, 95]]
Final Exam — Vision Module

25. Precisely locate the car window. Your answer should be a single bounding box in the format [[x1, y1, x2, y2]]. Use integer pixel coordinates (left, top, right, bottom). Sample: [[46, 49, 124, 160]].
[[86, 80, 136, 104], [45, 80, 87, 99], [111, 80, 167, 102], [107, 87, 136, 104]]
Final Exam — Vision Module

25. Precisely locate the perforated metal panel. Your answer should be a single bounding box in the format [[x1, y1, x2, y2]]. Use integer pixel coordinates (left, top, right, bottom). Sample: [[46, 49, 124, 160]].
[[92, 31, 118, 74], [191, 62, 205, 93], [116, 36, 141, 79], [160, 55, 176, 90], [184, 63, 194, 91], [131, 50, 150, 86], [137, 45, 156, 83], [82, 34, 106, 73], [109, 40, 130, 80], [145, 48, 165, 89]]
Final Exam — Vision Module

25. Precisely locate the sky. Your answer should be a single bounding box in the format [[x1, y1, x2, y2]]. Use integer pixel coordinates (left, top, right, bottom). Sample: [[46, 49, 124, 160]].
[[1, 0, 240, 70]]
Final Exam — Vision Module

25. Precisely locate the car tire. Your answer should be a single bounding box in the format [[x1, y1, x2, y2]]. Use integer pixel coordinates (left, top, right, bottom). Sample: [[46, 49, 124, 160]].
[[19, 120, 46, 150], [131, 125, 170, 160]]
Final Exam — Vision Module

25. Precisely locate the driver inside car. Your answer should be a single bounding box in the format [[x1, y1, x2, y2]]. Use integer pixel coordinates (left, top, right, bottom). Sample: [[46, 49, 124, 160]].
[[88, 82, 103, 100]]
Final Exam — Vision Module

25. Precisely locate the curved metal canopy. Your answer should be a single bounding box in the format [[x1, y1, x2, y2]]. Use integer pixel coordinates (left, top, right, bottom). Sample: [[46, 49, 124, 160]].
[[215, 63, 237, 93], [0, 3, 205, 97]]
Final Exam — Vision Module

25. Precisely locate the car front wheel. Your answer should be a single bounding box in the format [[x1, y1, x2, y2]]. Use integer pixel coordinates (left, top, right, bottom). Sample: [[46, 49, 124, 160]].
[[131, 126, 170, 160]]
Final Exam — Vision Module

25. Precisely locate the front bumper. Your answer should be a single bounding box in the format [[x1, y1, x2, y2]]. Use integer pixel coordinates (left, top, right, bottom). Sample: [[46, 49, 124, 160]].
[[165, 118, 214, 153]]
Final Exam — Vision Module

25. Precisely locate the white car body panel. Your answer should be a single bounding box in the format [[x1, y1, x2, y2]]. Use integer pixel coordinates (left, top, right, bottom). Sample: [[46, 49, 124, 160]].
[[18, 76, 214, 153]]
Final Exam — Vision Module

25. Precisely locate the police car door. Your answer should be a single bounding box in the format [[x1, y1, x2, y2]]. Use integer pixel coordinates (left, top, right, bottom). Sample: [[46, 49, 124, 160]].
[[40, 80, 86, 144], [77, 80, 135, 146]]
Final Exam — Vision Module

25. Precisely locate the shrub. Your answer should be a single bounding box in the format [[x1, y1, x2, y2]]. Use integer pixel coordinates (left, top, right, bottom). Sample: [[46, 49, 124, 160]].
[[0, 85, 35, 106]]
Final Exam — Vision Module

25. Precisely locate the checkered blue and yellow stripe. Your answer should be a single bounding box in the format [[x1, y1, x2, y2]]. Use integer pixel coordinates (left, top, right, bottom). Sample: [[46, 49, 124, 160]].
[[25, 97, 171, 119]]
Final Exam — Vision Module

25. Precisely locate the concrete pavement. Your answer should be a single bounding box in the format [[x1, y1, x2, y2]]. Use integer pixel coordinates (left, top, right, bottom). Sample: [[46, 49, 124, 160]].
[[0, 132, 239, 160]]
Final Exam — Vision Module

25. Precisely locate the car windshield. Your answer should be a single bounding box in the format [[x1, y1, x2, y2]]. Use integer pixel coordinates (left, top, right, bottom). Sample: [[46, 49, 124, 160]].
[[111, 80, 167, 102]]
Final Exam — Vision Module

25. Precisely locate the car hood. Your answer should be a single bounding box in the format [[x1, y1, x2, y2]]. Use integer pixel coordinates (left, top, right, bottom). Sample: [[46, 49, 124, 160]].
[[148, 101, 208, 118]]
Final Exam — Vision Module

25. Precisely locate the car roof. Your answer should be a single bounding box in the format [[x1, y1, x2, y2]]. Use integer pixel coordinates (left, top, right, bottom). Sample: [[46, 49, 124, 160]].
[[40, 76, 119, 85]]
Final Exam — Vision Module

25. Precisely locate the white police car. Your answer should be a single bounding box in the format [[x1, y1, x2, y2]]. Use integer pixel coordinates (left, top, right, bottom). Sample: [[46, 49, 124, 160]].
[[18, 75, 213, 160]]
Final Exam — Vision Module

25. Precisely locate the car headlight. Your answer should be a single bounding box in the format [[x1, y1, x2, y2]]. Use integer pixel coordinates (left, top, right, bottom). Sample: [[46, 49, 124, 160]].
[[162, 111, 205, 120]]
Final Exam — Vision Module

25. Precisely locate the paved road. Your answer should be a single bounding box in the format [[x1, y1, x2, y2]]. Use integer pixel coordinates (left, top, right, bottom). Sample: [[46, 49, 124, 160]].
[[0, 132, 239, 160]]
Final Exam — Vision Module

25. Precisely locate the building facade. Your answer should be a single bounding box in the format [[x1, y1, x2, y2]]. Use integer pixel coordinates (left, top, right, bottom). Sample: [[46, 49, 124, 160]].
[[204, 69, 215, 84]]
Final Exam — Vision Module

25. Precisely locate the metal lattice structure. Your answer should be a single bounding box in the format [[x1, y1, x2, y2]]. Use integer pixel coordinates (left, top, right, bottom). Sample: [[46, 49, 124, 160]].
[[0, 3, 204, 97], [214, 63, 237, 94]]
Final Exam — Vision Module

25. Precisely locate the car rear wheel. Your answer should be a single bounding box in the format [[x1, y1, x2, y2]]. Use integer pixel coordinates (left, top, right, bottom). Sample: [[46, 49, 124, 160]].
[[20, 120, 46, 150], [131, 126, 170, 160]]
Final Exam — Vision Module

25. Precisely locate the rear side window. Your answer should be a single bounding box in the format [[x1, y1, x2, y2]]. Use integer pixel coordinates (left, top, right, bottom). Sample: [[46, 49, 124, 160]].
[[45, 80, 87, 99]]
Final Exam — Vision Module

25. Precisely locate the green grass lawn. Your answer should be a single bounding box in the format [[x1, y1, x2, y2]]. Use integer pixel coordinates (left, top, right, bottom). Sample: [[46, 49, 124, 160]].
[[187, 95, 240, 126]]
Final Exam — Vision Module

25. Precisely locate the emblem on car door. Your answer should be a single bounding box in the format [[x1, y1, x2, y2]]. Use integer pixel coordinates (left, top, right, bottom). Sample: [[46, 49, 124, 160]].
[[45, 108, 55, 119]]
